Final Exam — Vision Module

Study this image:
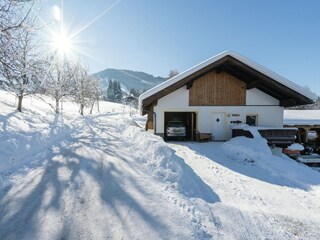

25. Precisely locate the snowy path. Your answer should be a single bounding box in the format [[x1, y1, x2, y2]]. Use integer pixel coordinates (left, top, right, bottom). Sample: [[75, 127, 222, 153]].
[[0, 114, 204, 240]]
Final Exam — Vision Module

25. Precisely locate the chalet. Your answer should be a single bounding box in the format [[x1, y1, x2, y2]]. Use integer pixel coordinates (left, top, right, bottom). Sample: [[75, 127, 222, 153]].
[[139, 51, 316, 142]]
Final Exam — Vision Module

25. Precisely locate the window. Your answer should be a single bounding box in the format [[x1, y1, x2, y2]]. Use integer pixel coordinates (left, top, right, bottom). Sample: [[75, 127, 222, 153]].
[[246, 115, 257, 126]]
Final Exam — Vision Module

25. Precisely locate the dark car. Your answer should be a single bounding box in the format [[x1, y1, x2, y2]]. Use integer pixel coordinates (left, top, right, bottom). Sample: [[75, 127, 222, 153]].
[[166, 121, 186, 140]]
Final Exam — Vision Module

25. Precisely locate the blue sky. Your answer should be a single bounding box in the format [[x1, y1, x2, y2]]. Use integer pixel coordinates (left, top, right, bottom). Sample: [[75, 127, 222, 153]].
[[39, 0, 320, 95]]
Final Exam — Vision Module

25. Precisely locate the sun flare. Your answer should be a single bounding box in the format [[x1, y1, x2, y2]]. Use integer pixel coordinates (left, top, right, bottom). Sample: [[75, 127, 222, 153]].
[[53, 33, 72, 54], [39, 1, 121, 60]]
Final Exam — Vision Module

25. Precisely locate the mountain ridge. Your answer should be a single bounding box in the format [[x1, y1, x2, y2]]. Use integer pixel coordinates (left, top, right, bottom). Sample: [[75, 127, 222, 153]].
[[94, 68, 167, 94]]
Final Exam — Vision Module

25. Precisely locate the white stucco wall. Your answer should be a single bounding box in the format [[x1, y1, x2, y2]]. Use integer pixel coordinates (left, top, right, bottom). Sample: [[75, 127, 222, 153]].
[[246, 88, 279, 105], [154, 86, 284, 140]]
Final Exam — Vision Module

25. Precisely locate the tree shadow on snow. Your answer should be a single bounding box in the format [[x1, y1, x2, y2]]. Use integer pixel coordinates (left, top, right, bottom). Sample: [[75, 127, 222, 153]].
[[0, 111, 70, 170], [170, 153, 220, 204], [0, 116, 175, 239], [0, 111, 17, 133]]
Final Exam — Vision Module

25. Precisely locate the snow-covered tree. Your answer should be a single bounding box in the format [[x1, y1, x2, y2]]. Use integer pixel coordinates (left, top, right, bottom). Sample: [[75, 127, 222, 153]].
[[0, 0, 34, 75], [71, 63, 90, 115], [42, 54, 73, 114], [88, 76, 102, 114], [0, 0, 33, 33], [0, 17, 41, 112], [70, 62, 101, 115], [0, 0, 36, 111]]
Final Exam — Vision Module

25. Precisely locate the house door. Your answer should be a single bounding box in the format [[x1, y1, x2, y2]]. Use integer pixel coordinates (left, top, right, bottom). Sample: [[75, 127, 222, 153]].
[[212, 112, 226, 141]]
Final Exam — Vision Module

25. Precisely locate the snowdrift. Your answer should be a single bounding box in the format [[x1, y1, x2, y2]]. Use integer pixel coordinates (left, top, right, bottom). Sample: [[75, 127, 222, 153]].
[[223, 136, 320, 190], [122, 119, 219, 203]]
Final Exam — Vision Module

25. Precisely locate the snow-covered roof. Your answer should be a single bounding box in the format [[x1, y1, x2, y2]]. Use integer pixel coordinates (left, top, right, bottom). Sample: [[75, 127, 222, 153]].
[[233, 124, 297, 138], [139, 51, 317, 112], [284, 110, 320, 126]]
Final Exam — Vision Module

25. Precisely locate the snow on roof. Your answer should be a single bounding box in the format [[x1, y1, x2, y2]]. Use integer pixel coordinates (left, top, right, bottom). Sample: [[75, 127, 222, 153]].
[[284, 110, 320, 126], [233, 124, 297, 139], [139, 51, 317, 112]]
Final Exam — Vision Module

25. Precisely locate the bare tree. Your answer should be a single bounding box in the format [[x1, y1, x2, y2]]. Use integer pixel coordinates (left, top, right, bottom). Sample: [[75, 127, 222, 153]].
[[0, 0, 33, 33], [0, 0, 34, 71], [70, 62, 101, 115], [167, 69, 179, 79], [89, 76, 102, 114], [42, 54, 73, 114], [0, 17, 41, 112], [71, 63, 90, 115]]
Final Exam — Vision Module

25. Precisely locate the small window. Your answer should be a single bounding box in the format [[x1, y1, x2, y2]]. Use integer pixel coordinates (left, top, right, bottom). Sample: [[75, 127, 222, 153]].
[[246, 115, 257, 126]]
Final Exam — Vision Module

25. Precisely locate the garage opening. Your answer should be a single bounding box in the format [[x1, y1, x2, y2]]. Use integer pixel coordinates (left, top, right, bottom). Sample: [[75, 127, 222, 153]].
[[164, 112, 197, 141]]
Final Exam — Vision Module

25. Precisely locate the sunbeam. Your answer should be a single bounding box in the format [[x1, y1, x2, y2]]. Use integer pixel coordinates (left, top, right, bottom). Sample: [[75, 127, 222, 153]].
[[69, 0, 121, 39]]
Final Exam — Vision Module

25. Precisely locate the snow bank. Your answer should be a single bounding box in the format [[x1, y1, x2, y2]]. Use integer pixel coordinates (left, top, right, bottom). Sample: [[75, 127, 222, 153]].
[[121, 119, 181, 185], [121, 118, 218, 202], [223, 136, 320, 189]]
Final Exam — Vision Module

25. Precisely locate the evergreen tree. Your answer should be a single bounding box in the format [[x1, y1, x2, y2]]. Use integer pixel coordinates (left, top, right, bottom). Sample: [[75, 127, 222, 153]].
[[130, 88, 139, 97], [113, 80, 123, 103], [106, 79, 122, 102], [106, 79, 115, 101]]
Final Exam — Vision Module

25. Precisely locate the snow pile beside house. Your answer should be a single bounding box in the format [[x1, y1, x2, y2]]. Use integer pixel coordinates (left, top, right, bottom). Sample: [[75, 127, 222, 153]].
[[223, 136, 271, 162], [170, 139, 320, 239], [223, 136, 319, 189], [121, 119, 218, 202], [122, 120, 179, 183], [287, 143, 304, 151]]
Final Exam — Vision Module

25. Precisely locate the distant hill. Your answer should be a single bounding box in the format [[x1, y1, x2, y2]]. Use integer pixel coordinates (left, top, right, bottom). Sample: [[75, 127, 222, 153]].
[[94, 68, 167, 95]]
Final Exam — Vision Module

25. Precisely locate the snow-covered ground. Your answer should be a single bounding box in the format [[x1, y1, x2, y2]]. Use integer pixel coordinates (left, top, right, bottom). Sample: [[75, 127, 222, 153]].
[[1, 90, 320, 239]]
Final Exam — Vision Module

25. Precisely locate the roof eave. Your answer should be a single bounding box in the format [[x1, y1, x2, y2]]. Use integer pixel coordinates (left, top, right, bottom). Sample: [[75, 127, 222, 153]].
[[139, 51, 317, 111]]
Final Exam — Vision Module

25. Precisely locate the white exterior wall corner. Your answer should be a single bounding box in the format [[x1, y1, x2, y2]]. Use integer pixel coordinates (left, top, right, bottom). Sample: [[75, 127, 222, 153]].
[[154, 86, 284, 139]]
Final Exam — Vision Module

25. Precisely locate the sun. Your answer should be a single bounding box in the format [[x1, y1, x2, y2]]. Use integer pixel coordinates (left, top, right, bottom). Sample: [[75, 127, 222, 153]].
[[40, 1, 121, 60], [52, 32, 72, 55]]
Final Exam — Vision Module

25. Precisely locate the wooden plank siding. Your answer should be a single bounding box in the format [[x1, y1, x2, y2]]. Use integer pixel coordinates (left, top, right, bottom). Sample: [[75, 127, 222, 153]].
[[189, 71, 246, 106], [145, 103, 155, 130]]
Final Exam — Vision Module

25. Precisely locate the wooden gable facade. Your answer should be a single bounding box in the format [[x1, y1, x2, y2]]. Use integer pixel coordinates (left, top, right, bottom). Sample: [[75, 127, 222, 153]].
[[189, 71, 246, 106]]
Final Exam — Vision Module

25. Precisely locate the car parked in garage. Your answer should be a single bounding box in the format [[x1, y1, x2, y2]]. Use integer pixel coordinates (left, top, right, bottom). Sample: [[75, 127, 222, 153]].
[[166, 121, 186, 140]]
